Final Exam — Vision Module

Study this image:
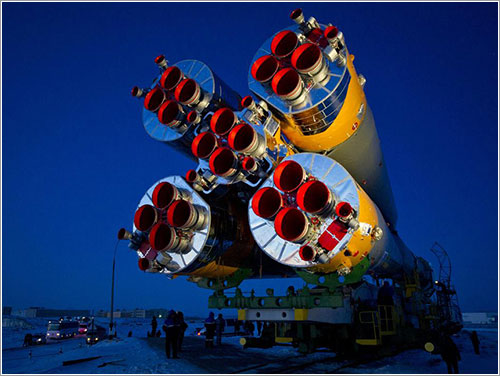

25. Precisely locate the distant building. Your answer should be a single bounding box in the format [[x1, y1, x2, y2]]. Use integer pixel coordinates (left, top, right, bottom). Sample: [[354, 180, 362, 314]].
[[146, 309, 170, 318], [462, 312, 498, 325], [3, 306, 12, 316], [17, 307, 90, 318]]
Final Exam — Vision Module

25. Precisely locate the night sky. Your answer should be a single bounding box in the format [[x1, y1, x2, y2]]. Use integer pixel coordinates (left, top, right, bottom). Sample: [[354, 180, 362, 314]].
[[2, 2, 498, 315]]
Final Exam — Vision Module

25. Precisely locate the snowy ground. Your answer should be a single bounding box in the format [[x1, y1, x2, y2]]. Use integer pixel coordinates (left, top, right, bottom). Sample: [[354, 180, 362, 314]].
[[2, 317, 498, 374]]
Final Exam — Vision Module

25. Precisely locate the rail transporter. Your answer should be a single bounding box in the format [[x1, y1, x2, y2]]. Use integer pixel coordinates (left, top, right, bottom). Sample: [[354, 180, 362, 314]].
[[120, 8, 462, 354]]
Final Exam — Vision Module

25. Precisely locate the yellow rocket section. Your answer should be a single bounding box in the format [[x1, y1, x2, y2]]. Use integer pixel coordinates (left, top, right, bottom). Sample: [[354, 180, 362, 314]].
[[279, 53, 366, 152]]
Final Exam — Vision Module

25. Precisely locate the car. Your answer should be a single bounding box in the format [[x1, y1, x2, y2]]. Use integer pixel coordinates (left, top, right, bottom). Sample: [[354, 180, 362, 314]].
[[86, 325, 107, 345], [31, 334, 47, 345], [78, 323, 88, 335]]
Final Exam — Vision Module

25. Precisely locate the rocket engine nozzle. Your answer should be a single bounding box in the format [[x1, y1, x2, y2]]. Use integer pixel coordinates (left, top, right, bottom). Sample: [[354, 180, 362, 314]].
[[251, 55, 280, 83], [290, 8, 305, 24], [335, 201, 353, 219], [154, 54, 168, 69], [324, 26, 339, 41], [134, 204, 159, 232], [227, 122, 265, 156], [149, 222, 189, 252], [131, 86, 145, 98], [158, 100, 185, 127], [185, 169, 199, 183], [252, 187, 283, 219], [209, 147, 239, 177], [271, 30, 299, 58], [296, 180, 333, 214], [160, 66, 183, 91], [175, 78, 201, 106], [144, 87, 166, 112], [117, 228, 133, 240], [167, 200, 207, 231], [187, 110, 200, 125], [210, 108, 238, 136], [271, 68, 305, 102], [274, 207, 310, 243], [191, 132, 218, 159], [292, 43, 324, 75], [242, 156, 257, 172], [299, 244, 317, 261], [138, 258, 151, 271], [273, 160, 306, 193], [152, 181, 184, 210]]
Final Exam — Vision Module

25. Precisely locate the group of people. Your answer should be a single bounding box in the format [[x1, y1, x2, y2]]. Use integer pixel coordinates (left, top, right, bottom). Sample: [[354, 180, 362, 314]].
[[150, 311, 188, 359], [203, 312, 225, 348]]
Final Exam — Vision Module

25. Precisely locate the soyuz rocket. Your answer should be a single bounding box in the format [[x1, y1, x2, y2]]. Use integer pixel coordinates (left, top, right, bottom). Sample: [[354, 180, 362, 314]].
[[121, 8, 433, 295]]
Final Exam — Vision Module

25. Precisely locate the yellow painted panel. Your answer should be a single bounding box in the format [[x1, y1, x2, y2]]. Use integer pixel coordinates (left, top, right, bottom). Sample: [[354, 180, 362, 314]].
[[238, 309, 246, 321], [294, 309, 309, 321], [356, 339, 380, 346], [280, 51, 367, 152], [275, 337, 294, 343]]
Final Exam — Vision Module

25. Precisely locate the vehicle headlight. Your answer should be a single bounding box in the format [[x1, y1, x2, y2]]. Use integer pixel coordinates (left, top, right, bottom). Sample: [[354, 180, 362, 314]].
[[37, 338, 41, 342], [95, 338, 98, 341], [56, 333, 60, 336]]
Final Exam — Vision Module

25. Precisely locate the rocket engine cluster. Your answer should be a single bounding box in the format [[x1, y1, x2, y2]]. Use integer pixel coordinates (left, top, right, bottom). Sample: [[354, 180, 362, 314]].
[[121, 8, 433, 291]]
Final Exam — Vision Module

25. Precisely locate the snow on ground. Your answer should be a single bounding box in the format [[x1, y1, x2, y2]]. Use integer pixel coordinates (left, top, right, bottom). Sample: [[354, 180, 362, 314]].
[[2, 317, 498, 374]]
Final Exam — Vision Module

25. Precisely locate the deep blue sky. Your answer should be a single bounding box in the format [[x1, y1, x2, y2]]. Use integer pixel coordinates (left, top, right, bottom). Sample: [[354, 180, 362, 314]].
[[2, 3, 498, 315]]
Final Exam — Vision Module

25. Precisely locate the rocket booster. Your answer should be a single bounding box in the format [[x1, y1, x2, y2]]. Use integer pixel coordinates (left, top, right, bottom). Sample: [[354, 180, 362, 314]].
[[132, 59, 242, 161], [248, 153, 431, 289], [247, 9, 397, 227]]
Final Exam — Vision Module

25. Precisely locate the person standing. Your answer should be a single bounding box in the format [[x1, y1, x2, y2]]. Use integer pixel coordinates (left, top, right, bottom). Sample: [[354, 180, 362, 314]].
[[177, 311, 188, 352], [162, 310, 179, 359], [204, 312, 216, 348], [215, 313, 226, 346], [256, 321, 262, 336], [470, 330, 480, 355], [440, 334, 461, 374], [151, 316, 157, 338]]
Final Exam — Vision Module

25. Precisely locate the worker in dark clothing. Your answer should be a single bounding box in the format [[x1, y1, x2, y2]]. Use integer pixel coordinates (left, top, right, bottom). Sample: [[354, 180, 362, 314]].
[[23, 333, 32, 347], [204, 312, 216, 348], [162, 310, 179, 359], [256, 321, 263, 336], [377, 281, 394, 305], [177, 311, 188, 351], [440, 335, 461, 374], [470, 330, 480, 355], [215, 314, 226, 346], [151, 316, 157, 337]]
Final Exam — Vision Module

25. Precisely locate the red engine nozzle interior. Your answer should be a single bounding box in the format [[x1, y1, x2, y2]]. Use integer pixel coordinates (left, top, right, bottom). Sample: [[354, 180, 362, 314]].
[[160, 66, 183, 91], [271, 30, 299, 58], [252, 187, 283, 219], [291, 43, 322, 74], [143, 87, 166, 112], [209, 147, 238, 177], [152, 182, 178, 209], [324, 26, 339, 40], [242, 156, 256, 171], [154, 55, 166, 65], [299, 245, 316, 261], [251, 55, 280, 83], [134, 205, 158, 231], [296, 180, 331, 214], [241, 95, 254, 109], [210, 108, 237, 136], [191, 132, 218, 159], [175, 78, 200, 105], [274, 207, 309, 242], [335, 201, 353, 218], [227, 123, 257, 153], [273, 160, 306, 192], [138, 258, 150, 271], [158, 100, 182, 126], [271, 68, 302, 99], [290, 8, 304, 23], [167, 200, 194, 229], [149, 222, 176, 251], [185, 169, 198, 183]]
